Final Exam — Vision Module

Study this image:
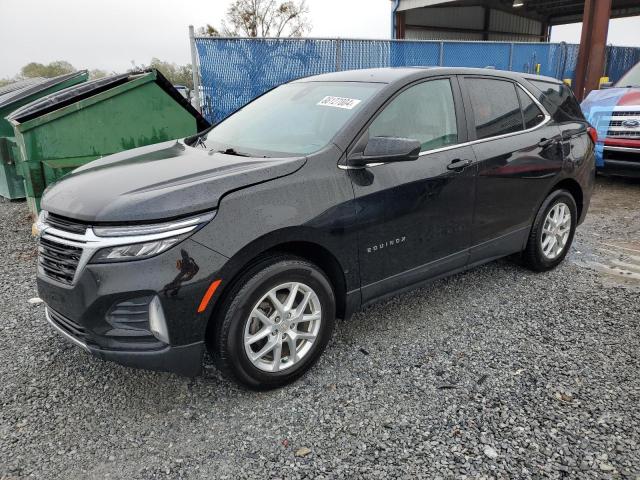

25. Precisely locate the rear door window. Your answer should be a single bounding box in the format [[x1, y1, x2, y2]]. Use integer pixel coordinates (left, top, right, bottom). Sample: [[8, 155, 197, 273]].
[[369, 78, 458, 151], [466, 78, 524, 139]]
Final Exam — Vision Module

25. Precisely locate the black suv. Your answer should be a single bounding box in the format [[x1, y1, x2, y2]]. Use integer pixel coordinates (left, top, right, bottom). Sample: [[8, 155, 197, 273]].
[[36, 68, 595, 388]]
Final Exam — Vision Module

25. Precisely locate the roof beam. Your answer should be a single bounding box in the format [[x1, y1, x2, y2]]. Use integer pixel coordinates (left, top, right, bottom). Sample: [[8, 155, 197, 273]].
[[400, 0, 640, 26]]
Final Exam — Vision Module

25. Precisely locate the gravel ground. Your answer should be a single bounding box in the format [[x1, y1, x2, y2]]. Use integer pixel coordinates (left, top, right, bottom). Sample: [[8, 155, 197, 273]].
[[1, 177, 639, 479]]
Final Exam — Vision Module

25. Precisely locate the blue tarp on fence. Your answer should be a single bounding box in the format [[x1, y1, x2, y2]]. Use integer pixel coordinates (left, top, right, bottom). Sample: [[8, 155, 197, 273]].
[[194, 38, 640, 124]]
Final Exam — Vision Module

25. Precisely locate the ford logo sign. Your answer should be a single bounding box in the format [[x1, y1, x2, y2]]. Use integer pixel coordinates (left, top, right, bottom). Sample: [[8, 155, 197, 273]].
[[622, 119, 640, 128]]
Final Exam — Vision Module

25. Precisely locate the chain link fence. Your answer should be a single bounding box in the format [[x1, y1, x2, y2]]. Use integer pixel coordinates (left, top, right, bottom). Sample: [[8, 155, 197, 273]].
[[605, 45, 640, 85], [192, 36, 639, 123]]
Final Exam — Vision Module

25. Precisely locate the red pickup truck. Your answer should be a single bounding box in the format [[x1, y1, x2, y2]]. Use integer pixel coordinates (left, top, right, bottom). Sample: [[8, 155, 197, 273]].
[[582, 61, 640, 177]]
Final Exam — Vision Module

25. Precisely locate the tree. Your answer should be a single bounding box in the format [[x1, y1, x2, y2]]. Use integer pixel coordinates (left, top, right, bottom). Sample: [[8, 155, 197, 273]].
[[130, 59, 194, 89], [89, 69, 109, 80], [197, 24, 221, 36], [199, 0, 310, 38], [150, 58, 193, 89], [21, 61, 76, 78]]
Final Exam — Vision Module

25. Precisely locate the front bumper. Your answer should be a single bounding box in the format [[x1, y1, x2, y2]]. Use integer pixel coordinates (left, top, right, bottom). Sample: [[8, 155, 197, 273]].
[[37, 237, 228, 376], [45, 307, 204, 376], [600, 145, 640, 178]]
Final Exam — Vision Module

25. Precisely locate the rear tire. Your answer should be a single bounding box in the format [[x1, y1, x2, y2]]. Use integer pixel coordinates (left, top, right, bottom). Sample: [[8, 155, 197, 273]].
[[210, 255, 335, 389], [523, 189, 577, 272]]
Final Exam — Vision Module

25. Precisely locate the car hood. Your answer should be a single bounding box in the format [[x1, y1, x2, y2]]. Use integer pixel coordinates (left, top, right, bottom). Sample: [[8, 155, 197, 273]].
[[41, 140, 306, 223], [581, 86, 640, 114]]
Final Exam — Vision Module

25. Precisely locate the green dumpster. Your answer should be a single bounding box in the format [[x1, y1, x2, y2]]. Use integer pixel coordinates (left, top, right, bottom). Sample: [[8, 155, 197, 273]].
[[0, 71, 88, 199], [8, 69, 210, 215]]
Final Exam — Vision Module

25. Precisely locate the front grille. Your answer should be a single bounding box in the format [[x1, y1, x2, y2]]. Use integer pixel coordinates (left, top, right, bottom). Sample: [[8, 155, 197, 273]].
[[604, 149, 640, 163], [38, 237, 82, 284], [48, 308, 86, 340], [607, 130, 640, 138], [609, 111, 640, 117], [46, 213, 87, 234], [593, 109, 640, 140]]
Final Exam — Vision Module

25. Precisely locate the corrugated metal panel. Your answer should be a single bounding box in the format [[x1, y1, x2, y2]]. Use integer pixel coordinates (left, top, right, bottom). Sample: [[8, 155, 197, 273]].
[[400, 0, 640, 26], [406, 28, 483, 41], [488, 33, 537, 42], [398, 0, 454, 12], [402, 5, 543, 41], [405, 6, 484, 30], [0, 78, 47, 96], [490, 9, 541, 36]]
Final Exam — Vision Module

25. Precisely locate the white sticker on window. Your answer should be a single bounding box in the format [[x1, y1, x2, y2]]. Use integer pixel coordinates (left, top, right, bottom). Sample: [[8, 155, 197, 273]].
[[317, 96, 361, 110]]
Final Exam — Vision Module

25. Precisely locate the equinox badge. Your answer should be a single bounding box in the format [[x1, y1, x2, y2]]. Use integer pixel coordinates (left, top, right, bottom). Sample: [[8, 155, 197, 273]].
[[367, 236, 406, 253]]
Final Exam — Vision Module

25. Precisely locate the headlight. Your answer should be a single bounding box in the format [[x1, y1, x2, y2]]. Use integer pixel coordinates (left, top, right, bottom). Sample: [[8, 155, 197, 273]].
[[93, 212, 215, 237], [91, 235, 187, 263], [33, 210, 48, 237], [89, 211, 215, 263]]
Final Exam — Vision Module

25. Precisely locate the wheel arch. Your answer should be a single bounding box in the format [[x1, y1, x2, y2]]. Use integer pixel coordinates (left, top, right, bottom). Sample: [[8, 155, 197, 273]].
[[204, 230, 352, 346], [523, 177, 584, 252], [547, 178, 584, 221]]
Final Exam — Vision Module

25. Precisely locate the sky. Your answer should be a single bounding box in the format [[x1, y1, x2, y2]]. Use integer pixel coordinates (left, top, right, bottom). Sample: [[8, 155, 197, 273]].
[[0, 0, 639, 79], [550, 17, 640, 48], [0, 0, 390, 78]]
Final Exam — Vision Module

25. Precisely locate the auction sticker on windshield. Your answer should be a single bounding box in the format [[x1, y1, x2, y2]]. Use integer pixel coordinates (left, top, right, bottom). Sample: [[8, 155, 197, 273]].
[[317, 96, 362, 109]]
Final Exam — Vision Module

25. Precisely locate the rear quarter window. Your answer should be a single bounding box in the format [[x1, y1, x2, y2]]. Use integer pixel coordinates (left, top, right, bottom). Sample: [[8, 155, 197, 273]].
[[517, 87, 545, 129], [527, 79, 585, 123]]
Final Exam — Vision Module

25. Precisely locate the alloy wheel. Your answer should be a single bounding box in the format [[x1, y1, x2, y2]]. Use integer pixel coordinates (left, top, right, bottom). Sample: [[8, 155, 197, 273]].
[[243, 282, 322, 372], [541, 202, 572, 260]]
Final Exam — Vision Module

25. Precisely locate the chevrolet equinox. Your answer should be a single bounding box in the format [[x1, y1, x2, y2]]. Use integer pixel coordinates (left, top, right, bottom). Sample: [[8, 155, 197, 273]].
[[36, 68, 595, 389]]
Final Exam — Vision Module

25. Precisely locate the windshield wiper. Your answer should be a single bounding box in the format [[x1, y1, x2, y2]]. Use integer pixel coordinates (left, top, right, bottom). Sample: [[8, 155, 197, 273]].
[[216, 148, 251, 157], [194, 135, 207, 149]]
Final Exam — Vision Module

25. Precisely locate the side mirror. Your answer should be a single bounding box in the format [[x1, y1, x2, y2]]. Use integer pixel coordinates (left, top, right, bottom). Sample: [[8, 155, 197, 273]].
[[349, 136, 421, 167], [600, 82, 613, 89]]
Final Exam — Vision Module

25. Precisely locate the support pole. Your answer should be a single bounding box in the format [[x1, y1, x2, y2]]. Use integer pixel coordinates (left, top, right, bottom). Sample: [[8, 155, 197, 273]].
[[508, 42, 514, 71], [189, 25, 202, 114], [583, 0, 611, 98], [540, 22, 549, 42], [573, 0, 611, 101], [482, 7, 490, 41], [573, 0, 594, 100], [391, 0, 400, 39], [396, 11, 406, 39]]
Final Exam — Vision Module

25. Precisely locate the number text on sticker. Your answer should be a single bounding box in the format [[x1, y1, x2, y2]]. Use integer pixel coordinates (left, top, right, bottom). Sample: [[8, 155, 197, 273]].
[[317, 96, 362, 110]]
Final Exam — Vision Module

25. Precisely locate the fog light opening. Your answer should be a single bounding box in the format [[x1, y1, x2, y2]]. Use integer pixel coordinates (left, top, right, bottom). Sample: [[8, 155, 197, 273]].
[[149, 296, 170, 344]]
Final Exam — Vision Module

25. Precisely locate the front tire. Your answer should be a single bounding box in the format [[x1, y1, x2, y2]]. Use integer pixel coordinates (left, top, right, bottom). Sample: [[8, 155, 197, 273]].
[[523, 189, 577, 272], [211, 255, 335, 389]]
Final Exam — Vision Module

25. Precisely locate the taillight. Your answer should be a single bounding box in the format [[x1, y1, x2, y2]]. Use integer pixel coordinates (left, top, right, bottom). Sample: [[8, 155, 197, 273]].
[[587, 126, 598, 144]]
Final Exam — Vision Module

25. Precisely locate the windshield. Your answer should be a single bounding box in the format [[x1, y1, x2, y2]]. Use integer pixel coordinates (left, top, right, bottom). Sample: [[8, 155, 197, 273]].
[[203, 81, 383, 156], [615, 61, 640, 87]]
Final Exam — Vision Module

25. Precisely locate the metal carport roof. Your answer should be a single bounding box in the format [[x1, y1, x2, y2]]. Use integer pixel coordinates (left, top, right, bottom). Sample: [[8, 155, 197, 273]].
[[397, 0, 640, 25]]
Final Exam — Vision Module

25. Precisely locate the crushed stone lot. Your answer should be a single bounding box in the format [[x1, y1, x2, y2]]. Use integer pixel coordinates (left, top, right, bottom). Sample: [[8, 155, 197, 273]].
[[1, 177, 639, 479]]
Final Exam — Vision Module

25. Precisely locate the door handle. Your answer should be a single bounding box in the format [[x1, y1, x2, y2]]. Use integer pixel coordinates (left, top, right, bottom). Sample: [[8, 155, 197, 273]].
[[447, 158, 472, 171], [538, 137, 555, 148]]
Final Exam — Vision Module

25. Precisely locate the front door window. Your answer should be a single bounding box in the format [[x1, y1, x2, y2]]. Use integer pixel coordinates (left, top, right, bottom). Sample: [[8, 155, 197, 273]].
[[369, 79, 458, 152]]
